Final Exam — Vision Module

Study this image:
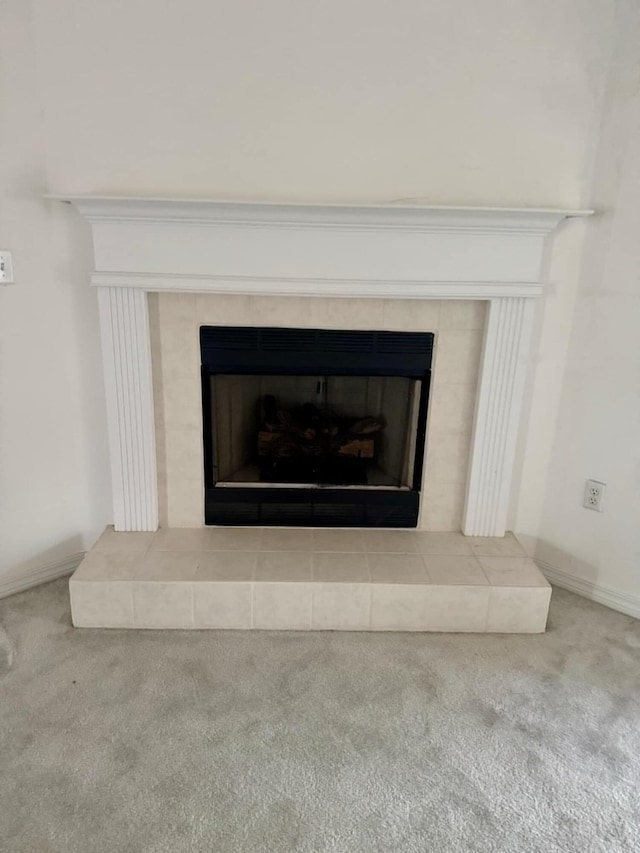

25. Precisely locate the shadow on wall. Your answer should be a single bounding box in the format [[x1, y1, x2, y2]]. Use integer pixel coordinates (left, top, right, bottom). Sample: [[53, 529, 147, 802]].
[[535, 538, 598, 585], [534, 538, 640, 619], [0, 535, 86, 598]]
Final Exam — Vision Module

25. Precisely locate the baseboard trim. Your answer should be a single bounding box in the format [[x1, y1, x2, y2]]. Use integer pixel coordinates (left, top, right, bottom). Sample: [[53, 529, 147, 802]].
[[536, 560, 640, 620], [0, 553, 85, 600]]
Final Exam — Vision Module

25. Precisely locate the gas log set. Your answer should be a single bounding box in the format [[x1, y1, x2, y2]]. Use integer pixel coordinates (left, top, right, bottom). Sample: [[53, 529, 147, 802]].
[[257, 394, 384, 485]]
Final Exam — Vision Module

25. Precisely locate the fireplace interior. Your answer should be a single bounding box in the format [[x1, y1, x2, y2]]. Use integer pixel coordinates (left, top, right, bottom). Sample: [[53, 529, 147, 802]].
[[201, 327, 433, 527]]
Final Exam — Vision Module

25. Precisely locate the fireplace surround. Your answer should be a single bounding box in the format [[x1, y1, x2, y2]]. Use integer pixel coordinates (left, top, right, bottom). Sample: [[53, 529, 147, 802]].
[[60, 197, 589, 536], [151, 293, 482, 532]]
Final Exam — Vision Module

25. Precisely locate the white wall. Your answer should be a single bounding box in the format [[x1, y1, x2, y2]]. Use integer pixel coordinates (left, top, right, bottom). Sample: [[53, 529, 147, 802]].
[[535, 0, 640, 608], [34, 0, 613, 206], [0, 2, 111, 585], [0, 0, 618, 585]]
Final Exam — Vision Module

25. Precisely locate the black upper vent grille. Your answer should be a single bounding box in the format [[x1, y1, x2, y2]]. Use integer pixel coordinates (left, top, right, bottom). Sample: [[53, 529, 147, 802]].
[[200, 326, 433, 377]]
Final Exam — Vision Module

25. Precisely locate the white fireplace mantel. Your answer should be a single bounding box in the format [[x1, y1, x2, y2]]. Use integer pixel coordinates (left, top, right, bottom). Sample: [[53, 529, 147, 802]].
[[59, 196, 590, 536]]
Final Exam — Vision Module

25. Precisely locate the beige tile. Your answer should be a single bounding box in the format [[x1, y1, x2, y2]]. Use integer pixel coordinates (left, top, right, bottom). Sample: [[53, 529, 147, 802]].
[[423, 555, 488, 585], [155, 435, 168, 480], [164, 429, 203, 481], [261, 528, 313, 551], [135, 551, 199, 581], [207, 527, 263, 550], [312, 552, 370, 583], [251, 296, 310, 327], [69, 581, 134, 628], [370, 584, 430, 631], [197, 549, 258, 581], [193, 583, 252, 628], [362, 530, 419, 553], [253, 583, 312, 630], [148, 292, 161, 337], [477, 557, 550, 587], [159, 319, 199, 379], [312, 584, 371, 630], [159, 292, 196, 323], [195, 551, 257, 581], [368, 553, 428, 584], [163, 375, 202, 430], [195, 293, 254, 325], [92, 527, 154, 552], [424, 432, 471, 484], [133, 582, 193, 628], [425, 586, 490, 631], [434, 330, 483, 385], [382, 300, 441, 332], [439, 300, 486, 330], [429, 383, 477, 436], [157, 473, 169, 529], [486, 586, 551, 633], [307, 298, 384, 330], [255, 552, 312, 582], [419, 484, 465, 531], [413, 532, 472, 555], [165, 478, 203, 527], [312, 529, 364, 552], [469, 532, 526, 557], [73, 551, 142, 581], [150, 527, 212, 552], [166, 478, 204, 528]]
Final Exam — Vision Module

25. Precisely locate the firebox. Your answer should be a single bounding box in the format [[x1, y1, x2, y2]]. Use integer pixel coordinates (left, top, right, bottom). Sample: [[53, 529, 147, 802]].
[[200, 326, 433, 527]]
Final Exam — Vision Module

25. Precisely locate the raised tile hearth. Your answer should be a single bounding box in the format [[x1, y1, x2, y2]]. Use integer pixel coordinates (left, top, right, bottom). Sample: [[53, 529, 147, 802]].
[[70, 528, 551, 632]]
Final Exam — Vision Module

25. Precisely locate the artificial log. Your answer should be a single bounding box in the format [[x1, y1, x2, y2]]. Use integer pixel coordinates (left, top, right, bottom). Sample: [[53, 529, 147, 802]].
[[258, 431, 282, 452], [258, 430, 374, 459], [336, 438, 375, 458], [258, 395, 383, 461]]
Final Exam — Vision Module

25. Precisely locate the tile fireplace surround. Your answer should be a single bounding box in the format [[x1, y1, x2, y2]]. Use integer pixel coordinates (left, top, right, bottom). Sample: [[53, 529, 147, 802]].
[[62, 197, 588, 632]]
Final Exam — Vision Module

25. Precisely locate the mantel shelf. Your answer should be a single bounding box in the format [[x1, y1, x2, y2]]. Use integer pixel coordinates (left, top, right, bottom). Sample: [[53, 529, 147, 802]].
[[55, 195, 592, 299], [52, 194, 592, 233]]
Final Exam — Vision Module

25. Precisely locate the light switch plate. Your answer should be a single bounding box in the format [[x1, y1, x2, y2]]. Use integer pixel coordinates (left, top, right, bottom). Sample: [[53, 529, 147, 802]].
[[0, 251, 14, 284]]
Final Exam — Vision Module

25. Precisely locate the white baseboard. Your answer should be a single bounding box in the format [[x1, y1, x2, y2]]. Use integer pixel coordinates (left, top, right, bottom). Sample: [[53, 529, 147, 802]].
[[536, 560, 640, 620], [0, 553, 85, 600]]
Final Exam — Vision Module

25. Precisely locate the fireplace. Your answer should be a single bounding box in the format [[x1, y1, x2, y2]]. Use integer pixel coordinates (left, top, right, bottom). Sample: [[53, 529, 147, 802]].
[[201, 326, 433, 526], [60, 197, 581, 633], [57, 196, 589, 536]]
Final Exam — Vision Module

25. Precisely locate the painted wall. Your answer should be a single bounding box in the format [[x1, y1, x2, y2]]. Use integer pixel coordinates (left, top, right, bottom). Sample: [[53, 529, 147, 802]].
[[536, 0, 640, 606], [0, 2, 111, 584], [0, 0, 616, 585]]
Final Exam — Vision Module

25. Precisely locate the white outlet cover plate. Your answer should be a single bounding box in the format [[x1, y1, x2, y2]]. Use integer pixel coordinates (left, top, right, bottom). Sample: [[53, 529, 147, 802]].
[[583, 479, 606, 511]]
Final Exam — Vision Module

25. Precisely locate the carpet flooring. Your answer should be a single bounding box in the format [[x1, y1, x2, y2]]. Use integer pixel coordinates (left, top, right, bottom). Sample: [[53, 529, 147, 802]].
[[0, 578, 639, 853]]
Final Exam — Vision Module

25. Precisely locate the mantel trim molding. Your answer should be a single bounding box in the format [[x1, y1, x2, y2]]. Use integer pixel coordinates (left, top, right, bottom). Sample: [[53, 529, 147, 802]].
[[60, 196, 590, 535], [57, 195, 588, 230], [91, 272, 546, 300]]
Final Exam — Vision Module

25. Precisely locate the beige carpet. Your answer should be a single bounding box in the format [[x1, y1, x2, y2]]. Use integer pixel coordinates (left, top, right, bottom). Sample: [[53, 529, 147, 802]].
[[0, 578, 638, 852]]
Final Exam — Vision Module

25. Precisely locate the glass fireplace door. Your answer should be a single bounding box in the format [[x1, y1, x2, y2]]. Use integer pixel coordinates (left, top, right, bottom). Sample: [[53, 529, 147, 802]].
[[201, 325, 433, 527], [210, 373, 421, 490]]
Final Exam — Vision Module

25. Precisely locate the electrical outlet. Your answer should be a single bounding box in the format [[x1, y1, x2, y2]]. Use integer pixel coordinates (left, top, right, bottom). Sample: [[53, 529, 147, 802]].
[[583, 479, 606, 512], [0, 251, 14, 284]]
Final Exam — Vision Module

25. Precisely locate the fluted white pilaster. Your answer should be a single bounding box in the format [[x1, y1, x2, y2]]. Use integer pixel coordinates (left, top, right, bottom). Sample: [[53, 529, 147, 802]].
[[97, 287, 158, 531], [463, 297, 536, 537]]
